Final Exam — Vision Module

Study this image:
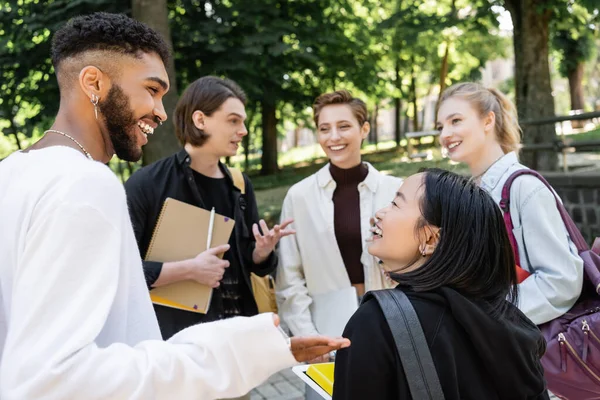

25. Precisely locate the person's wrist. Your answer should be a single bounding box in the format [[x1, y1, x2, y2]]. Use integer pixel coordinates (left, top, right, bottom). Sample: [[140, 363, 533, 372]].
[[277, 325, 292, 350], [180, 259, 195, 281], [253, 247, 270, 263]]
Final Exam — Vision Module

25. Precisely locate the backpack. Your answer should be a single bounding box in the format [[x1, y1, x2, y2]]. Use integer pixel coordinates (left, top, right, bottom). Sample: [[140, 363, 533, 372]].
[[227, 166, 278, 314], [501, 169, 600, 399]]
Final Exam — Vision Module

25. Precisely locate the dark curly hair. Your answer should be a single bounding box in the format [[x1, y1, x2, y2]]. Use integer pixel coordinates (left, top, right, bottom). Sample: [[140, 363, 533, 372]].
[[51, 12, 170, 69]]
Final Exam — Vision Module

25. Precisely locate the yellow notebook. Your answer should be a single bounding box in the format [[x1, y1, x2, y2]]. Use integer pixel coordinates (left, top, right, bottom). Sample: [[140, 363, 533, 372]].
[[145, 198, 235, 314], [306, 362, 335, 396]]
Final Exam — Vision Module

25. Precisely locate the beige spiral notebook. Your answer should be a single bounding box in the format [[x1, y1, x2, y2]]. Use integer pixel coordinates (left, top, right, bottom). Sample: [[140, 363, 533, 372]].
[[145, 198, 235, 314]]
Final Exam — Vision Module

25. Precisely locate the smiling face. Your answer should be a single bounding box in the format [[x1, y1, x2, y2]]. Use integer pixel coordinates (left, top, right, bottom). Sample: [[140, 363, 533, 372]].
[[436, 97, 495, 165], [98, 52, 169, 161], [368, 174, 430, 272], [316, 104, 369, 169]]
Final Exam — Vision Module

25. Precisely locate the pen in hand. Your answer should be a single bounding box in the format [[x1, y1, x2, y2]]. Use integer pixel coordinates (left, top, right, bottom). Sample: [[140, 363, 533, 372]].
[[206, 207, 215, 250]]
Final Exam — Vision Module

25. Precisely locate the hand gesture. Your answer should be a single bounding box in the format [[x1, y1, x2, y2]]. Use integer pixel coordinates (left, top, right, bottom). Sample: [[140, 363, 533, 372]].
[[272, 315, 350, 362], [188, 244, 230, 288], [290, 336, 349, 363], [252, 218, 296, 263]]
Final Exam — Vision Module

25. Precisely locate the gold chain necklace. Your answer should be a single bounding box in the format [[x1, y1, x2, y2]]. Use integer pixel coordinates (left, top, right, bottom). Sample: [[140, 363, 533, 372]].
[[470, 154, 504, 184], [44, 129, 94, 160]]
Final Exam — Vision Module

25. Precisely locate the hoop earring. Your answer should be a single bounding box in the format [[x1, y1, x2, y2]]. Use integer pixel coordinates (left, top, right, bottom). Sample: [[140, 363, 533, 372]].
[[91, 94, 99, 120]]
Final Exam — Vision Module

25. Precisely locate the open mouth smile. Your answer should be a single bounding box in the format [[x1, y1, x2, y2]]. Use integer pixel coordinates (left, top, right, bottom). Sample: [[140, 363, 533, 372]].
[[137, 121, 154, 136], [446, 141, 462, 151], [329, 144, 347, 151]]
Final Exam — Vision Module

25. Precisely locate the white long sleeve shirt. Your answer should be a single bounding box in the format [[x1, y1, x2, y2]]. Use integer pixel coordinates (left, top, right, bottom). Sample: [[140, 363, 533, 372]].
[[276, 163, 402, 336], [0, 147, 296, 400], [481, 152, 584, 324]]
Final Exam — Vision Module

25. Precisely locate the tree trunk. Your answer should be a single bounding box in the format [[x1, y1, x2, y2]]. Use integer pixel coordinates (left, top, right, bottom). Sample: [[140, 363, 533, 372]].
[[243, 130, 250, 171], [568, 62, 585, 112], [293, 126, 300, 148], [568, 62, 586, 129], [9, 119, 22, 150], [260, 100, 278, 175], [394, 97, 402, 147], [394, 58, 403, 146], [411, 64, 419, 132], [437, 41, 450, 109], [373, 104, 379, 147], [132, 0, 181, 166], [504, 0, 557, 171], [243, 106, 256, 172]]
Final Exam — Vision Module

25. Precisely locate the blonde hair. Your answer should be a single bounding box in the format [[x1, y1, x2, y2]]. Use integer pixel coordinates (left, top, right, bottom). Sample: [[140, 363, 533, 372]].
[[439, 82, 522, 154]]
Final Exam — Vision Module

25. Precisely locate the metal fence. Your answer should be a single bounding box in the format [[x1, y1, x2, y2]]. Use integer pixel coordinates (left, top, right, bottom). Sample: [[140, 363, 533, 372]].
[[520, 110, 600, 172]]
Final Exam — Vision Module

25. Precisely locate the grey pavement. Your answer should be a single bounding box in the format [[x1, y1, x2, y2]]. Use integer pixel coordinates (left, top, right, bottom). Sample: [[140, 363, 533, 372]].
[[250, 369, 306, 400], [249, 369, 560, 399]]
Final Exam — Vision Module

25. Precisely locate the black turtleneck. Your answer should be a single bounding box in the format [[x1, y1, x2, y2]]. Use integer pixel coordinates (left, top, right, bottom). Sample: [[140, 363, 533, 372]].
[[330, 162, 369, 284]]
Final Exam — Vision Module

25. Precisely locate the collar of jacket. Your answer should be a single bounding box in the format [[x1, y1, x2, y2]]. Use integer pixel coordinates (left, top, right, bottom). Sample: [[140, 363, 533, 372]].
[[176, 148, 240, 193], [316, 161, 381, 192], [479, 151, 519, 192]]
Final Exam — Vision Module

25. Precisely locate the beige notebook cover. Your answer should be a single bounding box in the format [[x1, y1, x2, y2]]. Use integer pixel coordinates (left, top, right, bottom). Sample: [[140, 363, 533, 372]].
[[145, 197, 235, 314]]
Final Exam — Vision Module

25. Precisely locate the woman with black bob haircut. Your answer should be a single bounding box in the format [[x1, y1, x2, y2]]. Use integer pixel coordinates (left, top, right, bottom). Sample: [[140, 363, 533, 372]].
[[333, 169, 550, 400]]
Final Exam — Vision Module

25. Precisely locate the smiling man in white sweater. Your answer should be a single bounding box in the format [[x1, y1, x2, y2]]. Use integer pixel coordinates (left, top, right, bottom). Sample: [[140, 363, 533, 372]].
[[0, 12, 348, 400]]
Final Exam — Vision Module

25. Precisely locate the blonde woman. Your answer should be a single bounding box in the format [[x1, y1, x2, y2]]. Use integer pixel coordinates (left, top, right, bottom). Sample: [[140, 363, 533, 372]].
[[276, 90, 402, 341], [436, 82, 583, 325]]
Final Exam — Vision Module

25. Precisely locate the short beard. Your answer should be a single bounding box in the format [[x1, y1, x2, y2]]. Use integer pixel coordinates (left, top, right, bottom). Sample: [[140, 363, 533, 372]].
[[98, 84, 142, 162]]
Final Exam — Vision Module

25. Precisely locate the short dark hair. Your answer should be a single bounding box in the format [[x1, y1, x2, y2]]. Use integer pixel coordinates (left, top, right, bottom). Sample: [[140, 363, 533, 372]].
[[173, 76, 247, 146], [391, 169, 518, 319], [51, 12, 170, 69], [313, 90, 368, 127]]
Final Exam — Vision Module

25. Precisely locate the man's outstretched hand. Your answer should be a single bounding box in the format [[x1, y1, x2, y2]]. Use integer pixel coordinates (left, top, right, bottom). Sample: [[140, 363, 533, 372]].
[[290, 336, 350, 362], [272, 314, 350, 362]]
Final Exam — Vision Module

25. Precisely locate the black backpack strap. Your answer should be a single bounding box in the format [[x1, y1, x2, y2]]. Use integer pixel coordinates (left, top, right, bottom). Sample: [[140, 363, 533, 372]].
[[367, 289, 445, 400]]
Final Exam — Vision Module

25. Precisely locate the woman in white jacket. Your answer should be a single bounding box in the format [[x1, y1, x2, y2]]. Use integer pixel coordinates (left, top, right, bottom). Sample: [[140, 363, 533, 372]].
[[276, 90, 402, 341], [435, 82, 583, 325]]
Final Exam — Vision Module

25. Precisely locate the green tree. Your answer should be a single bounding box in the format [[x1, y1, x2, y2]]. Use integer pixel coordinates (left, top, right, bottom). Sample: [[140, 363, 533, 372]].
[[170, 0, 378, 175], [132, 0, 181, 165], [380, 0, 506, 135], [500, 0, 599, 170], [0, 0, 128, 149], [552, 3, 597, 114]]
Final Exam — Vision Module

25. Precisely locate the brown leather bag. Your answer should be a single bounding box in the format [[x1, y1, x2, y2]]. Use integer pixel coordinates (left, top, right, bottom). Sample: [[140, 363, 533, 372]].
[[228, 166, 278, 314]]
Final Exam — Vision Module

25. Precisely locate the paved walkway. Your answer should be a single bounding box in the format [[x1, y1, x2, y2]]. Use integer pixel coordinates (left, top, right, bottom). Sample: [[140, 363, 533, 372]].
[[249, 370, 561, 400], [250, 369, 305, 400]]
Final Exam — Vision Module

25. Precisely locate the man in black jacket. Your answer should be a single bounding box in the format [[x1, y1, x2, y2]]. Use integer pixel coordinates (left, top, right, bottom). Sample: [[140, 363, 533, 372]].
[[125, 76, 294, 341]]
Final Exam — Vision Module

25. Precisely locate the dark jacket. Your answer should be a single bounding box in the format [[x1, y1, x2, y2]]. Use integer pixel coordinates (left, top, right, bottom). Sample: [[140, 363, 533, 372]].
[[333, 286, 549, 400], [124, 149, 277, 338]]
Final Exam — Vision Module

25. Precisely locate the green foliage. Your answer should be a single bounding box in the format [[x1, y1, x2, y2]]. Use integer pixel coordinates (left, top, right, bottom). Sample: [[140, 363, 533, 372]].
[[0, 0, 546, 169], [0, 0, 129, 145], [170, 0, 379, 111], [551, 2, 597, 77]]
